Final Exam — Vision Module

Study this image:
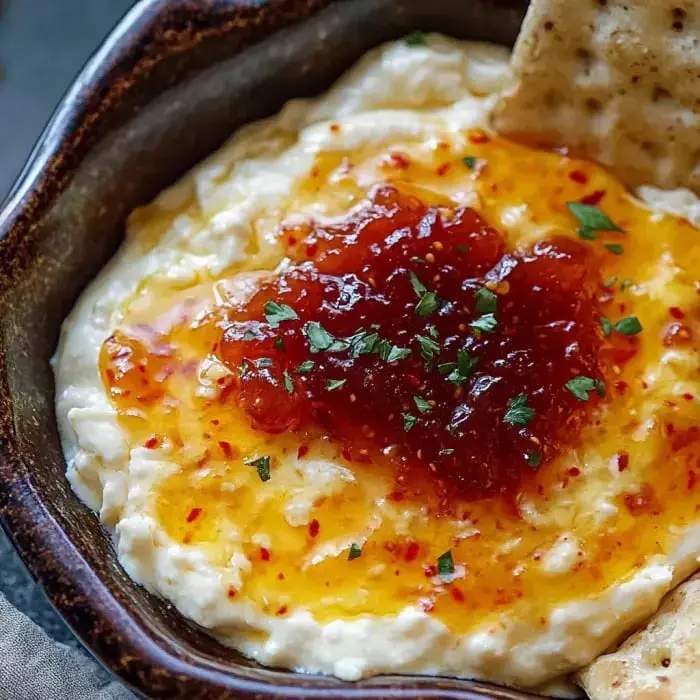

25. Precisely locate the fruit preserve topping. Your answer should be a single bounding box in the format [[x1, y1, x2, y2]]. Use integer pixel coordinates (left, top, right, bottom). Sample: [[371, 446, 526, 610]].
[[218, 185, 605, 500]]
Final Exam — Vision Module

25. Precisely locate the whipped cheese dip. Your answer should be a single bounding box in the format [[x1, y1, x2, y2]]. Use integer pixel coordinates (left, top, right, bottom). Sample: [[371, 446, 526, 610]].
[[54, 35, 700, 694]]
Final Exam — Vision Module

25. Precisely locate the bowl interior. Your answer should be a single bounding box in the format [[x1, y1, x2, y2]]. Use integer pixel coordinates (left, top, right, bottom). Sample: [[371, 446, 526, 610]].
[[0, 1, 536, 698]]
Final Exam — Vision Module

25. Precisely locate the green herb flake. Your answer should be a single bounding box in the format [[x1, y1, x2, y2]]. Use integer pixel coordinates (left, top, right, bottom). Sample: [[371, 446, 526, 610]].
[[256, 357, 273, 369], [475, 288, 498, 314], [244, 455, 271, 482], [410, 256, 426, 265], [455, 244, 470, 254], [414, 395, 433, 414], [566, 202, 622, 233], [283, 369, 294, 394], [620, 279, 634, 291], [605, 243, 624, 255], [242, 330, 257, 342], [415, 291, 439, 318], [326, 378, 347, 392], [603, 276, 618, 288], [577, 226, 597, 241], [463, 156, 477, 169], [304, 321, 334, 353], [526, 451, 542, 468], [409, 271, 428, 298], [416, 334, 441, 367], [439, 448, 455, 456], [600, 316, 612, 337], [386, 345, 411, 363], [264, 301, 299, 328], [470, 313, 497, 333], [438, 362, 457, 375], [402, 413, 418, 431], [273, 337, 286, 352], [239, 359, 250, 377], [614, 316, 643, 336], [427, 324, 439, 339], [504, 393, 535, 427], [348, 543, 363, 561], [565, 375, 605, 401], [295, 360, 315, 374], [437, 550, 455, 580], [405, 30, 427, 47]]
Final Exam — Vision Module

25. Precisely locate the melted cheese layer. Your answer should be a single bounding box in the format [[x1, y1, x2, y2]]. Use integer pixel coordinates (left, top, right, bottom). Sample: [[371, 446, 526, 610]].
[[53, 35, 700, 693]]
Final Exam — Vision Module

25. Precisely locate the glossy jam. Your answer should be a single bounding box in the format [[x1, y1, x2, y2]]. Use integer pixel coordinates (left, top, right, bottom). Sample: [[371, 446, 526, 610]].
[[219, 186, 604, 502], [99, 130, 700, 633]]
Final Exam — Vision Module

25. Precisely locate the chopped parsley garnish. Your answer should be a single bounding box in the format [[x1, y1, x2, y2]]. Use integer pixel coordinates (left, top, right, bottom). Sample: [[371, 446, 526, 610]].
[[526, 451, 542, 468], [503, 393, 535, 427], [349, 330, 379, 358], [410, 256, 426, 265], [409, 271, 428, 297], [614, 316, 642, 335], [469, 313, 497, 333], [600, 316, 612, 337], [402, 413, 418, 431], [438, 362, 457, 375], [427, 324, 439, 339], [348, 543, 363, 561], [264, 301, 299, 327], [405, 30, 427, 47], [386, 345, 411, 363], [415, 292, 439, 317], [326, 378, 347, 392], [565, 375, 605, 401], [604, 243, 624, 255], [273, 337, 286, 351], [437, 550, 455, 580], [447, 348, 478, 385], [415, 334, 441, 367], [256, 357, 273, 369], [620, 279, 633, 291], [439, 448, 455, 456], [475, 287, 498, 314], [242, 330, 256, 342], [304, 321, 336, 353], [283, 369, 294, 394], [455, 245, 470, 254], [239, 359, 250, 377], [603, 276, 618, 288], [566, 202, 622, 241], [244, 455, 271, 482], [463, 156, 477, 169], [414, 395, 433, 414], [295, 360, 315, 374]]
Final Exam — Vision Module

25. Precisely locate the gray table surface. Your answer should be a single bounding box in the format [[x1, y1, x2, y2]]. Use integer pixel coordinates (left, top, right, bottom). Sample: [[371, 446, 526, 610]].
[[0, 0, 135, 647]]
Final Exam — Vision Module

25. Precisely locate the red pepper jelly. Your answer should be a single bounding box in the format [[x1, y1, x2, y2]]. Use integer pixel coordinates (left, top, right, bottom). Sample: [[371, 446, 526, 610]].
[[219, 185, 605, 500]]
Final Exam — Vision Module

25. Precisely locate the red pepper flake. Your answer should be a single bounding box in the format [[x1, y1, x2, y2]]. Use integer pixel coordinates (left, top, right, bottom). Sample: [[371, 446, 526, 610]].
[[310, 166, 320, 179], [276, 605, 288, 616], [144, 435, 160, 450], [329, 123, 340, 133], [186, 507, 202, 523], [277, 572, 285, 581], [569, 170, 588, 185], [451, 587, 465, 603], [623, 483, 657, 516], [423, 564, 438, 578], [218, 441, 234, 459], [388, 151, 411, 169], [404, 541, 420, 562], [388, 490, 405, 502], [688, 471, 698, 491], [183, 533, 192, 544], [614, 380, 628, 395], [306, 243, 318, 257], [616, 452, 629, 472], [568, 467, 581, 477], [669, 306, 685, 320], [227, 587, 237, 599], [308, 519, 320, 538], [297, 444, 309, 459], [260, 547, 271, 561], [579, 189, 606, 206], [469, 131, 490, 144], [664, 323, 693, 347], [436, 162, 451, 177], [682, 393, 695, 401]]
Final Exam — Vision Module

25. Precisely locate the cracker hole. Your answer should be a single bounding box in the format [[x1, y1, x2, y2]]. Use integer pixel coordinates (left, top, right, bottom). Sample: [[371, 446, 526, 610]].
[[653, 86, 672, 101], [584, 97, 603, 114], [631, 75, 640, 84], [544, 20, 554, 31], [672, 20, 684, 31], [672, 7, 687, 19]]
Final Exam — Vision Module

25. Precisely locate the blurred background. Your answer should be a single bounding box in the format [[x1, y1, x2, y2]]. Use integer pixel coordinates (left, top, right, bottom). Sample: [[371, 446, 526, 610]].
[[0, 0, 134, 646]]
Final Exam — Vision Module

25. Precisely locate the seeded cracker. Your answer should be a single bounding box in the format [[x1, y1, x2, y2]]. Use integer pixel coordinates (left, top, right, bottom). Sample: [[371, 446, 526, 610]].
[[492, 0, 700, 193], [579, 574, 700, 698]]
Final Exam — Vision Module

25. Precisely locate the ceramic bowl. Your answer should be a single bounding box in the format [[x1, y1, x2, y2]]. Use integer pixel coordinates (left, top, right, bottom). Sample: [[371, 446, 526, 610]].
[[0, 1, 534, 697]]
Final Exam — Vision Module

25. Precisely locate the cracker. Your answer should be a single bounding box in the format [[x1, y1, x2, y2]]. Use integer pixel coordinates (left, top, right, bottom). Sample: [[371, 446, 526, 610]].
[[579, 574, 700, 699], [492, 0, 700, 192]]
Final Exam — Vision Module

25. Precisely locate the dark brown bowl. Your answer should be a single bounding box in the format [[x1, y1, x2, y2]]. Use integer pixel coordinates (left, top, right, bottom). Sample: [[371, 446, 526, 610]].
[[0, 1, 538, 698]]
